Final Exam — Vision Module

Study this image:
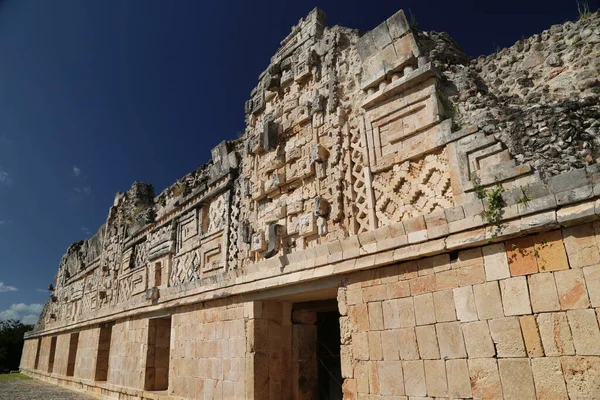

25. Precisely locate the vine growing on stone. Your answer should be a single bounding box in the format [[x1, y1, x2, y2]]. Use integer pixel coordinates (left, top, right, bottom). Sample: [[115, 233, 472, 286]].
[[472, 173, 506, 238]]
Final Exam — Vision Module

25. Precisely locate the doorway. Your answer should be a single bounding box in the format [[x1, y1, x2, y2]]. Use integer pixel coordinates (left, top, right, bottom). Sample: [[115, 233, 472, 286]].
[[292, 300, 342, 400]]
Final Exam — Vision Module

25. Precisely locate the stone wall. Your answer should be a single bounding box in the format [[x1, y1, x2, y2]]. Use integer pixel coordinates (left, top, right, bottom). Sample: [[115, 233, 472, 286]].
[[169, 299, 247, 398], [107, 318, 148, 389], [52, 334, 70, 376], [74, 328, 100, 381], [19, 7, 600, 400], [19, 338, 38, 370], [338, 224, 600, 399]]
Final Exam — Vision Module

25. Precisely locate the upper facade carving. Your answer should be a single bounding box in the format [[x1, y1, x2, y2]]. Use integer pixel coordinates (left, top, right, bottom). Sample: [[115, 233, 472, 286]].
[[34, 8, 600, 333]]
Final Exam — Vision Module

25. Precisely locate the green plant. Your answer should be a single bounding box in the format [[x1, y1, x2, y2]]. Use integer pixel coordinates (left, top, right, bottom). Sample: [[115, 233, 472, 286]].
[[472, 173, 506, 238], [516, 193, 531, 208], [408, 9, 419, 31], [577, 0, 593, 19]]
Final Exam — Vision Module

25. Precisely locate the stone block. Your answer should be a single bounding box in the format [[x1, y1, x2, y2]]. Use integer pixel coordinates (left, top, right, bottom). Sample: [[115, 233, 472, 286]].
[[555, 268, 590, 310], [498, 358, 537, 400], [562, 224, 600, 268], [537, 312, 575, 356], [555, 185, 594, 206], [550, 168, 588, 193], [583, 265, 600, 307], [435, 269, 458, 290], [557, 200, 597, 224], [457, 262, 486, 286], [377, 360, 405, 396], [468, 358, 503, 400], [531, 357, 569, 400], [368, 331, 383, 361], [500, 276, 532, 316], [482, 243, 511, 281], [462, 321, 495, 358], [423, 359, 447, 398], [446, 359, 472, 398], [409, 275, 436, 296], [566, 309, 600, 356], [436, 321, 467, 359], [402, 360, 426, 397], [352, 332, 370, 361], [528, 273, 561, 313], [349, 304, 369, 332], [415, 325, 440, 359], [397, 328, 420, 360], [444, 206, 465, 222], [534, 230, 570, 272], [432, 290, 456, 322], [385, 280, 411, 299], [354, 362, 370, 393], [453, 286, 478, 322], [413, 293, 435, 326], [506, 236, 538, 276], [386, 9, 410, 39], [473, 281, 504, 320], [519, 315, 544, 357], [368, 302, 384, 331], [380, 330, 399, 361], [560, 356, 600, 399], [489, 317, 526, 357]]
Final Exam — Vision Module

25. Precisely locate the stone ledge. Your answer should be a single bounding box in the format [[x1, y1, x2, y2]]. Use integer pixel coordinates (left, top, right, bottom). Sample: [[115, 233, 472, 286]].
[[21, 368, 179, 400]]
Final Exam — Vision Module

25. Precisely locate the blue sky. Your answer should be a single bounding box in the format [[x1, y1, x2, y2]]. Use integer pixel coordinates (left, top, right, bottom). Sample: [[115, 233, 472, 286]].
[[0, 0, 588, 324]]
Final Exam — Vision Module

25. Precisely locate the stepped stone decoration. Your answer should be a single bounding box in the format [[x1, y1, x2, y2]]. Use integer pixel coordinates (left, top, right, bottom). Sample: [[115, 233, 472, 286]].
[[20, 8, 600, 400]]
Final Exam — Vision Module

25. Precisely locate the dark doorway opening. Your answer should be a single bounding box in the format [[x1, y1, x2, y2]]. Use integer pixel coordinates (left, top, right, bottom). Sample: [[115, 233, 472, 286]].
[[48, 336, 57, 373], [292, 299, 343, 400], [144, 316, 171, 391], [66, 332, 79, 377], [316, 311, 342, 400]]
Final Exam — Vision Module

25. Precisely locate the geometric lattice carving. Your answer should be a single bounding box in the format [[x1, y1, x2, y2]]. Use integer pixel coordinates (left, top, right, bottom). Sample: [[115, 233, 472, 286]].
[[349, 128, 371, 234], [373, 148, 453, 227]]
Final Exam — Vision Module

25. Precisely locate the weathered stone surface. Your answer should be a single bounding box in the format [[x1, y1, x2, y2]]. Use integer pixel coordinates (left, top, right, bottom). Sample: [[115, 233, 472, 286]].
[[489, 317, 527, 357], [432, 290, 456, 322], [528, 273, 561, 313], [506, 236, 538, 276], [415, 325, 440, 360], [436, 321, 467, 359], [560, 356, 600, 399], [473, 281, 504, 320], [482, 243, 511, 281], [468, 358, 503, 400], [500, 276, 532, 316], [498, 358, 537, 400], [562, 224, 600, 269], [555, 269, 590, 310], [531, 357, 569, 400], [567, 309, 600, 356], [520, 315, 544, 357], [462, 321, 495, 358], [402, 360, 426, 396], [446, 359, 472, 398], [583, 265, 600, 307], [453, 286, 478, 322], [424, 359, 447, 397], [537, 312, 575, 356]]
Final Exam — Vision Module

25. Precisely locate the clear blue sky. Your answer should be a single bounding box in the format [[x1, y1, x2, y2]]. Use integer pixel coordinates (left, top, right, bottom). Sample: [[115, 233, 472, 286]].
[[0, 0, 588, 323]]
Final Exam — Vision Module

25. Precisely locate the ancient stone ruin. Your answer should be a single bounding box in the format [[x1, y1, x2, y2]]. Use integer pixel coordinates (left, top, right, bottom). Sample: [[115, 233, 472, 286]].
[[20, 7, 600, 399]]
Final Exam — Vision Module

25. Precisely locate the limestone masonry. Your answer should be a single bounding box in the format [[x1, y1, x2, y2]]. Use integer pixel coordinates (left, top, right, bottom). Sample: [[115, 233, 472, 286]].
[[20, 8, 600, 400]]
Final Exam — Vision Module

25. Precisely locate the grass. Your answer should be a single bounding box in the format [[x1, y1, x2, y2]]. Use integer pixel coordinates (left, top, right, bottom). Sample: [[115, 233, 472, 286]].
[[0, 372, 31, 381], [577, 0, 594, 19]]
